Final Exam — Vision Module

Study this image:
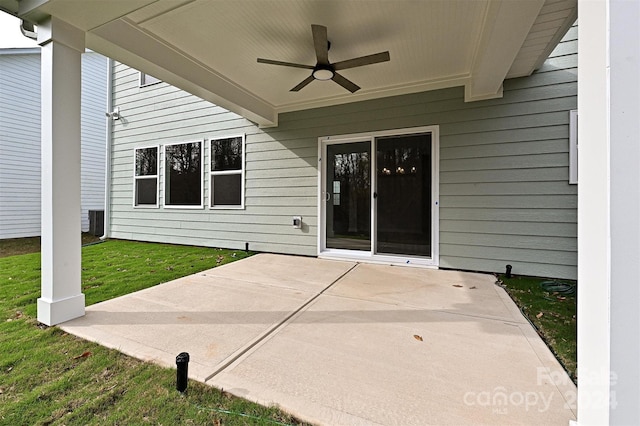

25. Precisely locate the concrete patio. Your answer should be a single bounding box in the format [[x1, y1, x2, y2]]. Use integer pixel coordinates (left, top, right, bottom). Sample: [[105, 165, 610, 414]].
[[60, 254, 576, 425]]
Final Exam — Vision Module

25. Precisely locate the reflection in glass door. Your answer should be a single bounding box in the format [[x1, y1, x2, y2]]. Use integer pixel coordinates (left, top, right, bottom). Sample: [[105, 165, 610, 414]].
[[325, 142, 371, 251], [375, 133, 432, 256]]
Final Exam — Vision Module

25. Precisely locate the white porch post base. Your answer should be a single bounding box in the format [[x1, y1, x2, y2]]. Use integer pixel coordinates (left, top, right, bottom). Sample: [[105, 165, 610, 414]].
[[37, 294, 86, 326], [36, 17, 86, 326]]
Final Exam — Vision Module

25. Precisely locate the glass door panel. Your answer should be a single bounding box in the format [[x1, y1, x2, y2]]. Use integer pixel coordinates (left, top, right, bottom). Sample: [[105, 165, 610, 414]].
[[375, 134, 432, 256], [325, 142, 371, 251]]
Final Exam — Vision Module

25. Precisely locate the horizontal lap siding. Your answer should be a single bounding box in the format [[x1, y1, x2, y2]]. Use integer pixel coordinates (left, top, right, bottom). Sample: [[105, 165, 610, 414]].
[[0, 52, 41, 239], [0, 51, 107, 239], [109, 65, 318, 255], [438, 25, 577, 279], [80, 53, 108, 231], [109, 24, 577, 278]]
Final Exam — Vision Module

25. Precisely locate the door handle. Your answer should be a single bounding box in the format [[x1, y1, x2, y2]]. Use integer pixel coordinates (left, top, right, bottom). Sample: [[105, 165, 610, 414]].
[[373, 192, 378, 199], [325, 192, 331, 201]]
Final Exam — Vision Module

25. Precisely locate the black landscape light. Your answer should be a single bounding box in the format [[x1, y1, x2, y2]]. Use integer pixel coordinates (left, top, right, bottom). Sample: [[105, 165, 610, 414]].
[[176, 352, 190, 393]]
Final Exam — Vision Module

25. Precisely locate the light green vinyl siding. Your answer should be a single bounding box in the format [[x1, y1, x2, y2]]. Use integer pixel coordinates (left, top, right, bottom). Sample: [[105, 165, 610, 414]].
[[109, 64, 318, 255], [109, 25, 577, 279], [437, 25, 577, 278]]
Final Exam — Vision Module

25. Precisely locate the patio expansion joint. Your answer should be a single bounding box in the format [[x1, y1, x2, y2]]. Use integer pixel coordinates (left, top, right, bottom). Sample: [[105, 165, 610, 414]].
[[203, 262, 360, 382]]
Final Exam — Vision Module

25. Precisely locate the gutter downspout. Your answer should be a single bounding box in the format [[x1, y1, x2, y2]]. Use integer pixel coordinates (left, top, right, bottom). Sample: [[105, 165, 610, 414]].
[[101, 58, 113, 240], [20, 20, 37, 40]]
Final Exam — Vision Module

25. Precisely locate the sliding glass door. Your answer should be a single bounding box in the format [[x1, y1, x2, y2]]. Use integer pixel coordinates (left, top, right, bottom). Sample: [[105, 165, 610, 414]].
[[375, 133, 432, 256], [321, 127, 438, 264], [325, 141, 371, 250]]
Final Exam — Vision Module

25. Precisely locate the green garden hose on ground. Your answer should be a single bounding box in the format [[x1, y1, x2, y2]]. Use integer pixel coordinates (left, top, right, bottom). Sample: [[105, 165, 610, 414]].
[[539, 280, 576, 296]]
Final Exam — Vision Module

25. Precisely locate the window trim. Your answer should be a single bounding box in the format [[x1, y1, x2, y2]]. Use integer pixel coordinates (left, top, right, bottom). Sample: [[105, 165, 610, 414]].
[[133, 145, 159, 209], [163, 140, 205, 209], [139, 72, 161, 87], [569, 109, 578, 184], [209, 134, 246, 210]]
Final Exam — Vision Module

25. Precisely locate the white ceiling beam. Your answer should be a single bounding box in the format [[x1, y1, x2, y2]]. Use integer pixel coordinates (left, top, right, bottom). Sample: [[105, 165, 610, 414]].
[[465, 0, 545, 102], [87, 18, 278, 127]]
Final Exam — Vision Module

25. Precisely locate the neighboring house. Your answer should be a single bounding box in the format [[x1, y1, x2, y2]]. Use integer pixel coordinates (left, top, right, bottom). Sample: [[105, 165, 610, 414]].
[[0, 48, 108, 239], [107, 27, 577, 280]]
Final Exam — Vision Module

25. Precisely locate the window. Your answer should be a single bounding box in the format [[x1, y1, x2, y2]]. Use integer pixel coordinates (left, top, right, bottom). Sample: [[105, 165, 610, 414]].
[[210, 135, 245, 208], [134, 146, 159, 207], [569, 109, 578, 184], [164, 141, 203, 208], [139, 72, 161, 87]]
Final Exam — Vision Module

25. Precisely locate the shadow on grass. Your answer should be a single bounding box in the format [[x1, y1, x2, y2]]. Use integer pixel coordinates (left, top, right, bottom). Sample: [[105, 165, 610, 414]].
[[0, 233, 101, 258]]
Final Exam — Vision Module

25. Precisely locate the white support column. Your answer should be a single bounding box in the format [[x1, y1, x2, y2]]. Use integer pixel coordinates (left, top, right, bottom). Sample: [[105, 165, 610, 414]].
[[577, 1, 611, 424], [37, 17, 86, 326], [578, 0, 640, 424]]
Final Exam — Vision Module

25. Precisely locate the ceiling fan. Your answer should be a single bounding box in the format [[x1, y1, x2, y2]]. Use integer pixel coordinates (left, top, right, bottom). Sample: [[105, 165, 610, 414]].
[[257, 24, 390, 93]]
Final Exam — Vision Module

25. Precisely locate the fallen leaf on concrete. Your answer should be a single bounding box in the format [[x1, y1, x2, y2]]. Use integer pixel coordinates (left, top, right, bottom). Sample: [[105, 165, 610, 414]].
[[536, 312, 544, 319], [413, 335, 423, 341], [470, 286, 477, 289], [453, 284, 463, 288], [73, 351, 92, 360]]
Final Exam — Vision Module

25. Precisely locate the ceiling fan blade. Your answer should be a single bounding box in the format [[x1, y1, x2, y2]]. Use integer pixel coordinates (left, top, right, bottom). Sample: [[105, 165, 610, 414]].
[[257, 58, 314, 69], [311, 24, 329, 65], [333, 51, 390, 71], [290, 75, 316, 92], [332, 72, 360, 93]]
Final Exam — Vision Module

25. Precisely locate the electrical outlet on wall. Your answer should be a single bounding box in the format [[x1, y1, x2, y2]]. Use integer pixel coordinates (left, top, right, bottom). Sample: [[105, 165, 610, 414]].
[[292, 216, 302, 229]]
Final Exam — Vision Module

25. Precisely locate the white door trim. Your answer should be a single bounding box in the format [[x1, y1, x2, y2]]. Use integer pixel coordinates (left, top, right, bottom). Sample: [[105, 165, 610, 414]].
[[317, 125, 439, 267]]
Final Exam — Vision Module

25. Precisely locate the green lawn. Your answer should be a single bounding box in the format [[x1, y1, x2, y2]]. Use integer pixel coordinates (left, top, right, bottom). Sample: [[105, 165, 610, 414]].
[[499, 274, 577, 383], [0, 240, 305, 425]]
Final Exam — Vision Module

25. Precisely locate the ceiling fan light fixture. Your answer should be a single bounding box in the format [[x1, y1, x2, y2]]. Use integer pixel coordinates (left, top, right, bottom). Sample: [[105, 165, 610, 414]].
[[257, 24, 390, 93], [312, 66, 334, 81]]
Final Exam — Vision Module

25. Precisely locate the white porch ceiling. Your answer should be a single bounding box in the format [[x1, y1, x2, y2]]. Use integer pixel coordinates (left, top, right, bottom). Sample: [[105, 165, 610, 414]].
[[2, 0, 576, 127]]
